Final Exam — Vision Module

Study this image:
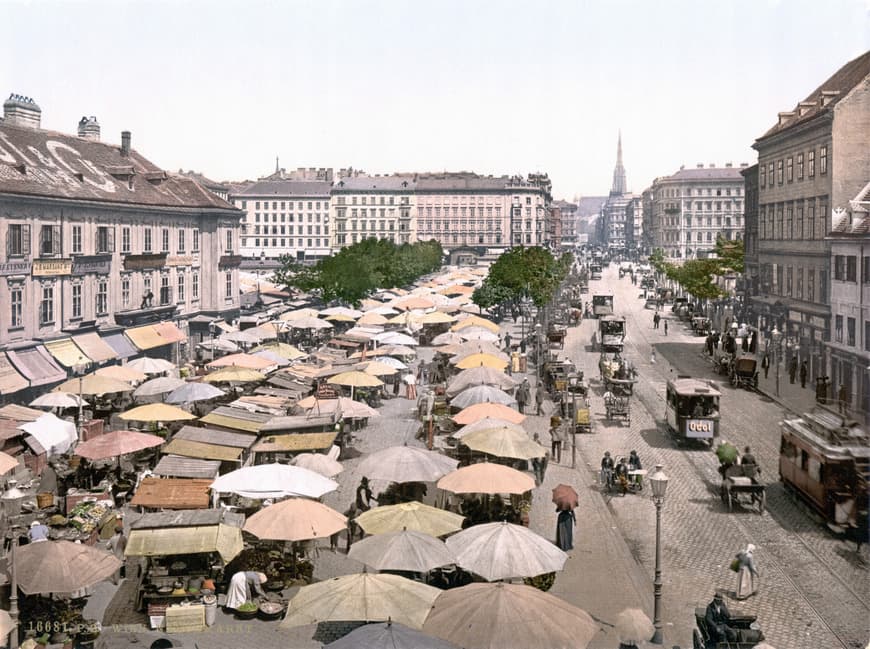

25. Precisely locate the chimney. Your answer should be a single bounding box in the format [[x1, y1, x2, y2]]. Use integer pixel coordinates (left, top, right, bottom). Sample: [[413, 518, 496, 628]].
[[3, 94, 41, 129], [725, 162, 733, 168], [77, 116, 100, 141], [696, 163, 704, 169], [740, 163, 749, 167], [120, 131, 131, 156]]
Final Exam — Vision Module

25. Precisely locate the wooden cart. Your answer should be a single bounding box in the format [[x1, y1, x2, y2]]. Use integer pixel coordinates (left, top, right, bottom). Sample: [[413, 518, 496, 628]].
[[720, 463, 765, 514]]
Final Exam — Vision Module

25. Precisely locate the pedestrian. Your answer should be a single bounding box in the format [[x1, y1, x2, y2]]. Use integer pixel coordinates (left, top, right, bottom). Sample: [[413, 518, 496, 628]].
[[555, 506, 576, 551], [105, 525, 127, 585], [653, 313, 660, 329], [344, 503, 359, 553], [226, 571, 267, 610], [356, 477, 375, 512], [503, 331, 512, 352], [650, 348, 656, 364], [550, 422, 563, 464], [516, 378, 530, 414], [535, 385, 545, 416], [392, 374, 400, 397], [734, 543, 759, 599], [531, 433, 545, 486], [28, 520, 49, 543], [404, 371, 417, 400], [663, 319, 668, 336], [741, 335, 749, 352], [788, 356, 797, 384], [761, 353, 770, 379], [800, 360, 808, 388], [838, 383, 848, 414]]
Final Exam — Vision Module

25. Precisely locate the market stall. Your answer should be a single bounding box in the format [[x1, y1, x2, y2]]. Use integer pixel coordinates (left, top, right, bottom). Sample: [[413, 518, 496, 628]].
[[250, 431, 338, 465]]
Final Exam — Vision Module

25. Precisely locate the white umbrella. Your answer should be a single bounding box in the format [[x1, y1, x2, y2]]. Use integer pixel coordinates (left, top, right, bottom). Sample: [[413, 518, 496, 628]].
[[198, 338, 240, 353], [220, 330, 262, 344], [449, 385, 517, 410], [165, 382, 225, 404], [376, 356, 408, 370], [452, 417, 525, 440], [29, 392, 88, 409], [19, 413, 77, 455], [358, 446, 459, 484], [375, 332, 419, 346], [456, 327, 499, 342], [210, 463, 338, 499], [348, 529, 455, 572], [133, 376, 186, 398], [292, 453, 344, 477], [127, 357, 175, 374]]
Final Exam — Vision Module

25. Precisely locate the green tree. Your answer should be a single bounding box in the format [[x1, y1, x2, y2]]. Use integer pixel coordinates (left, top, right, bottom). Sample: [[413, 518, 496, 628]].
[[473, 246, 565, 311]]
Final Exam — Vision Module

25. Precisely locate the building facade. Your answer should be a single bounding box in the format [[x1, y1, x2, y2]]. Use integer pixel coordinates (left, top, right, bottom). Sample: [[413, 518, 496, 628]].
[[330, 175, 417, 249], [552, 200, 578, 249], [0, 95, 242, 362], [599, 134, 635, 256], [750, 51, 870, 384], [625, 196, 643, 257], [741, 164, 760, 307]]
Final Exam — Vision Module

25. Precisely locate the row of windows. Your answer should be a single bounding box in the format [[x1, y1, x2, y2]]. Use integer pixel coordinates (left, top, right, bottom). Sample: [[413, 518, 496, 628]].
[[760, 145, 827, 188], [833, 255, 870, 284], [253, 213, 325, 223], [335, 233, 409, 245], [658, 187, 743, 198], [246, 225, 326, 235], [246, 239, 328, 248], [238, 201, 326, 211], [336, 221, 409, 233], [758, 198, 828, 241], [334, 196, 411, 206], [761, 263, 826, 305], [660, 216, 744, 228], [5, 224, 209, 258], [335, 208, 412, 219]]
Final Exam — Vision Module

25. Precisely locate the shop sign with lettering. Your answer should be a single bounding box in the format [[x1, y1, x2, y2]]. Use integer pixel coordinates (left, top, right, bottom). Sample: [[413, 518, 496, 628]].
[[124, 254, 167, 271], [0, 260, 33, 276], [32, 259, 73, 277], [72, 254, 112, 276]]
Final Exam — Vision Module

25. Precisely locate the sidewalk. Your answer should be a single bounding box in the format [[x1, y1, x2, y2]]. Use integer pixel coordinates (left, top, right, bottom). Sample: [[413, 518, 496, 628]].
[[753, 359, 838, 421]]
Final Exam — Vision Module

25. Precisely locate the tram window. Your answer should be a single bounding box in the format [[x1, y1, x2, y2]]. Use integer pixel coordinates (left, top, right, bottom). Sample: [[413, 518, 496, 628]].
[[780, 438, 798, 461], [800, 450, 809, 471], [808, 458, 821, 482]]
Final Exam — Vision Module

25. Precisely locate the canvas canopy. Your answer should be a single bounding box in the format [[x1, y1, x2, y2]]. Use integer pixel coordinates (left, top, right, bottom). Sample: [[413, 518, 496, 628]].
[[126, 523, 243, 563]]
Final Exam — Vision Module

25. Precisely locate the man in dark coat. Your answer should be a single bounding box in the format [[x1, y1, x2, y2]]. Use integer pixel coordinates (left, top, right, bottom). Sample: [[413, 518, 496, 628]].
[[761, 353, 770, 379], [800, 360, 808, 388], [704, 593, 738, 642], [789, 356, 798, 384], [516, 379, 530, 414]]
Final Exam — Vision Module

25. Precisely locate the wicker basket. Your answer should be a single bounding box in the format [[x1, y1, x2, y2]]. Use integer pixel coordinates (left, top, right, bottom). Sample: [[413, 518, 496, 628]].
[[37, 492, 54, 509]]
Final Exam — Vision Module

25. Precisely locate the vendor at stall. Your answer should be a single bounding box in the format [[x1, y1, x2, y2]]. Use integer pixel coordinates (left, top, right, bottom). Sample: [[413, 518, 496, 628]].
[[28, 520, 49, 542], [226, 571, 267, 610]]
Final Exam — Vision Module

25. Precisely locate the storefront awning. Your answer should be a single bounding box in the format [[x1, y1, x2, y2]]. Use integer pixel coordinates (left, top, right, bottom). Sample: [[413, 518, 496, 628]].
[[72, 332, 118, 363], [44, 338, 90, 368], [126, 325, 167, 351], [102, 332, 138, 359], [126, 524, 243, 563], [0, 353, 29, 396], [128, 477, 212, 510], [153, 455, 221, 479], [162, 439, 243, 462], [154, 321, 187, 344], [6, 347, 66, 387], [252, 431, 337, 453]]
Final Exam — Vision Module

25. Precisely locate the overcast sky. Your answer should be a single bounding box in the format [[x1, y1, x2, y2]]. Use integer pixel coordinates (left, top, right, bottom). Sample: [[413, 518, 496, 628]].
[[2, 0, 868, 200]]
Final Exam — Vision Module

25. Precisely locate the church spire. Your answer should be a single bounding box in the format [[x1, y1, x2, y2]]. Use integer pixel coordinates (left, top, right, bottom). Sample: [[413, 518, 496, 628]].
[[611, 131, 627, 196]]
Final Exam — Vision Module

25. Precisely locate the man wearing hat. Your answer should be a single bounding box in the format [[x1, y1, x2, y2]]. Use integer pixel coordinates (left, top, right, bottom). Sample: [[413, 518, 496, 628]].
[[704, 592, 737, 642], [28, 520, 49, 542]]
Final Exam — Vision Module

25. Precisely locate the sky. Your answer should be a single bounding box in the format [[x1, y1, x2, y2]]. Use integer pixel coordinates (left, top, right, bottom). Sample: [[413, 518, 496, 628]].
[[1, 0, 868, 200]]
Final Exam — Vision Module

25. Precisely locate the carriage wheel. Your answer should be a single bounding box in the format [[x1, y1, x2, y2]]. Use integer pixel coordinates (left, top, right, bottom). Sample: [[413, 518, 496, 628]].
[[730, 373, 738, 387], [692, 629, 704, 649]]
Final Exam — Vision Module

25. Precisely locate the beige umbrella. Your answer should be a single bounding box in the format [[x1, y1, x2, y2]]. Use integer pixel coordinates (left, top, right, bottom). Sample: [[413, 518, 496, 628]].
[[127, 356, 176, 374], [453, 353, 508, 371], [451, 316, 499, 334], [54, 374, 133, 395], [250, 342, 306, 360], [358, 312, 390, 326], [451, 342, 509, 362], [14, 540, 121, 595], [362, 361, 399, 377], [280, 573, 441, 630], [329, 371, 384, 388], [615, 608, 656, 646], [285, 316, 333, 330], [422, 582, 598, 649], [133, 376, 186, 398], [445, 521, 567, 581], [452, 417, 525, 440], [437, 463, 535, 495], [279, 307, 321, 320], [295, 395, 380, 419], [431, 332, 465, 346], [243, 498, 346, 541], [394, 296, 435, 311], [453, 403, 526, 425], [74, 430, 165, 461], [207, 352, 276, 370], [460, 427, 546, 461], [379, 345, 417, 358], [358, 446, 458, 484], [446, 366, 517, 397], [30, 392, 88, 409], [348, 529, 455, 573], [292, 452, 344, 477], [420, 311, 456, 325], [0, 451, 19, 475], [202, 367, 266, 383], [0, 609, 15, 640], [118, 403, 196, 422], [356, 501, 465, 537], [94, 364, 148, 382]]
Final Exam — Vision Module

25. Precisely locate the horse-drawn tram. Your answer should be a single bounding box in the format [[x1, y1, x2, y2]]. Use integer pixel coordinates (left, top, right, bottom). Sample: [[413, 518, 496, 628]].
[[779, 408, 869, 531]]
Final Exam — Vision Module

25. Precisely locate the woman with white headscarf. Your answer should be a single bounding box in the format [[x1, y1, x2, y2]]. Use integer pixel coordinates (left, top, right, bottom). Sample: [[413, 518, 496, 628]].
[[735, 543, 759, 599]]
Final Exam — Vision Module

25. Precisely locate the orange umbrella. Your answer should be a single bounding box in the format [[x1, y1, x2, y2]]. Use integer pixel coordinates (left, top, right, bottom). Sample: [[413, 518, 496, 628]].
[[94, 365, 147, 382], [437, 463, 535, 495], [454, 353, 508, 370], [74, 430, 165, 460], [552, 484, 580, 510], [452, 403, 525, 425], [394, 296, 435, 311], [243, 498, 346, 541], [451, 315, 499, 334]]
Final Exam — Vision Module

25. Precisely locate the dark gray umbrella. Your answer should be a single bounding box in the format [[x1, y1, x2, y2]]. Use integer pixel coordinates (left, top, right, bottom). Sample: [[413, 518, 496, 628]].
[[325, 620, 461, 649]]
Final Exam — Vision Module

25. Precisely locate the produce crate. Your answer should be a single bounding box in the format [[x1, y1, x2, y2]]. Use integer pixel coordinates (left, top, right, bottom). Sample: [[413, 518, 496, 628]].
[[165, 604, 205, 633]]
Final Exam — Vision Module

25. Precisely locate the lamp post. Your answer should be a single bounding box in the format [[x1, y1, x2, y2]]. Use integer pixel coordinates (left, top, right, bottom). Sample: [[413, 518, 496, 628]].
[[568, 373, 578, 469], [649, 464, 670, 645], [534, 323, 542, 386], [256, 251, 266, 306], [771, 326, 782, 398], [72, 357, 89, 442]]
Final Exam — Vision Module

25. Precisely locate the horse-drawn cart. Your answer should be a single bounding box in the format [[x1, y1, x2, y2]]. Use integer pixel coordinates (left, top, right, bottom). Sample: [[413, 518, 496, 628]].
[[720, 463, 765, 514], [547, 325, 567, 349]]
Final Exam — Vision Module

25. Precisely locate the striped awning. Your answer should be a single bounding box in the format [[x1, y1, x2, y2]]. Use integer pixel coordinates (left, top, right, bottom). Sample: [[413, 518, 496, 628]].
[[154, 321, 187, 344], [125, 325, 167, 351], [44, 338, 90, 368], [0, 353, 29, 396], [6, 347, 65, 387], [72, 332, 118, 363]]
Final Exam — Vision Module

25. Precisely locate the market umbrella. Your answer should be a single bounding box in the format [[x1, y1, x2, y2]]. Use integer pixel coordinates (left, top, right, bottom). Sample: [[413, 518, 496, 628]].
[[133, 376, 186, 398], [453, 403, 526, 425], [437, 463, 535, 495], [29, 392, 88, 409], [295, 395, 380, 419], [324, 620, 461, 649], [452, 417, 525, 440], [369, 355, 407, 370], [445, 521, 567, 581], [0, 610, 15, 639], [358, 446, 459, 484], [358, 312, 390, 326], [460, 427, 545, 461], [422, 582, 598, 649], [451, 315, 500, 334], [455, 328, 499, 343], [94, 364, 148, 382], [210, 463, 338, 499], [219, 329, 262, 345], [356, 501, 465, 537], [375, 331, 419, 346], [13, 540, 121, 595], [279, 307, 321, 320], [250, 342, 307, 360], [127, 356, 175, 374], [285, 316, 333, 330], [243, 497, 346, 541], [446, 367, 517, 397], [431, 332, 465, 346], [202, 367, 266, 383], [118, 403, 196, 422], [321, 306, 364, 319], [198, 338, 240, 353], [74, 430, 165, 461], [207, 352, 275, 370], [329, 370, 384, 400], [252, 350, 291, 367], [394, 297, 435, 311], [379, 344, 417, 358], [453, 353, 508, 370], [615, 608, 655, 646], [280, 573, 441, 630], [451, 342, 509, 362], [18, 414, 77, 455], [348, 529, 455, 573], [292, 452, 344, 477], [449, 386, 516, 410], [716, 441, 739, 464], [362, 361, 399, 377], [551, 484, 580, 510], [420, 311, 456, 325], [0, 451, 19, 475], [165, 382, 225, 404], [55, 375, 133, 396]]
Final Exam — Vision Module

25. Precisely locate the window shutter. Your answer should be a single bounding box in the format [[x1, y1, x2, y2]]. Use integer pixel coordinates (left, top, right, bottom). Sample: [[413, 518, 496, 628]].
[[52, 225, 61, 255], [22, 225, 31, 256], [5, 229, 9, 256], [108, 227, 116, 253]]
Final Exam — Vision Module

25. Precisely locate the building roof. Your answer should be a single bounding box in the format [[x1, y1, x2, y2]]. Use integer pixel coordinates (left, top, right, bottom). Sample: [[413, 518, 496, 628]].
[[332, 175, 416, 191], [177, 170, 230, 193], [0, 122, 238, 210], [128, 477, 212, 510], [759, 50, 870, 141], [666, 167, 745, 182], [235, 180, 332, 197], [576, 196, 607, 216]]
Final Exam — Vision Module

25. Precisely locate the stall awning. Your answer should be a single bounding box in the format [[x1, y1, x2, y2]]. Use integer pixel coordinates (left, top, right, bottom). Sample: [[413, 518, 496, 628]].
[[101, 332, 139, 359], [174, 425, 255, 449], [153, 455, 221, 479], [252, 431, 337, 453], [72, 333, 118, 363], [0, 404, 44, 422], [126, 524, 243, 563], [162, 439, 243, 462], [128, 477, 212, 510], [0, 353, 29, 396], [200, 406, 271, 433], [154, 321, 187, 344], [44, 338, 90, 368], [6, 347, 66, 387], [126, 325, 167, 351]]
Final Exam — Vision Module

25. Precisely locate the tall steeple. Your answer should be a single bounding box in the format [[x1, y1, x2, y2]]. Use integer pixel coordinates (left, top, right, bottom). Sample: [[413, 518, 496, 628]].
[[611, 131, 627, 196]]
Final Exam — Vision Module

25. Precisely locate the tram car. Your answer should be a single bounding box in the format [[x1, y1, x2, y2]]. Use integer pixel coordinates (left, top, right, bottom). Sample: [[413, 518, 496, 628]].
[[665, 377, 721, 445], [779, 408, 869, 530]]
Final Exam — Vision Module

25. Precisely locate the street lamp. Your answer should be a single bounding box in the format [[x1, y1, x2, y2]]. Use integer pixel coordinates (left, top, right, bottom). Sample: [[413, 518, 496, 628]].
[[72, 356, 89, 442], [256, 251, 266, 305], [534, 323, 542, 385], [649, 464, 670, 645], [567, 373, 579, 469], [771, 326, 782, 398]]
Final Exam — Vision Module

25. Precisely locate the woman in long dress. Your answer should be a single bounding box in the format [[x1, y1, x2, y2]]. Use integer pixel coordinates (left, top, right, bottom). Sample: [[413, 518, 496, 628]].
[[556, 507, 576, 551], [225, 571, 267, 610], [735, 543, 759, 599]]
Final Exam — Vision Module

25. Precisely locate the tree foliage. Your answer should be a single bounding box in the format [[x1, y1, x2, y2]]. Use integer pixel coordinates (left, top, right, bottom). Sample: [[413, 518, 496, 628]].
[[275, 239, 444, 305], [473, 247, 569, 310], [651, 236, 745, 301]]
